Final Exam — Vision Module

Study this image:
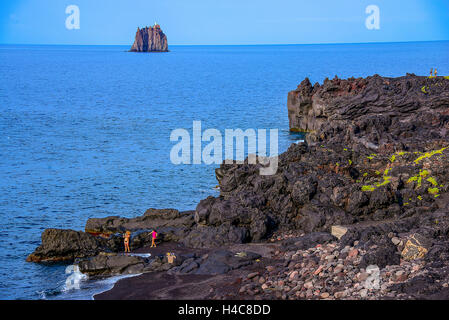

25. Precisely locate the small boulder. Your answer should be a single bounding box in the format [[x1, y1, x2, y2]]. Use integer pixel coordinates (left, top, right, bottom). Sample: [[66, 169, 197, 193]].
[[401, 233, 431, 261], [331, 225, 348, 240]]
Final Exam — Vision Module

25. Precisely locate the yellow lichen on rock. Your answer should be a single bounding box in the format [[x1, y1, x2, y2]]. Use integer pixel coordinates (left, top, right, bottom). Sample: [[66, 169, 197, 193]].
[[414, 147, 447, 164]]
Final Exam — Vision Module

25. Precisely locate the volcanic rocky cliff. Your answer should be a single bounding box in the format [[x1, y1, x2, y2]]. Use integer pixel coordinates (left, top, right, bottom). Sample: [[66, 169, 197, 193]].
[[130, 24, 168, 52], [202, 74, 449, 242], [287, 74, 449, 151], [28, 74, 449, 300]]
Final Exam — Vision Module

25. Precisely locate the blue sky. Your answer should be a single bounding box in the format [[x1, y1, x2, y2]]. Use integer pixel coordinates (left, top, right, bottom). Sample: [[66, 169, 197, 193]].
[[1, 0, 448, 45]]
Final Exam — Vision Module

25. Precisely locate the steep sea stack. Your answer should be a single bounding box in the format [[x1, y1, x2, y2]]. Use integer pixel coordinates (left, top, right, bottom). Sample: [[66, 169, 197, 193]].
[[130, 24, 168, 52]]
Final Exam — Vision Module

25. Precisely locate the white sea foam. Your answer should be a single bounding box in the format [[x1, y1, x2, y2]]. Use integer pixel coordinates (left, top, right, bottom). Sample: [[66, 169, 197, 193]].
[[45, 264, 143, 300], [37, 290, 47, 300]]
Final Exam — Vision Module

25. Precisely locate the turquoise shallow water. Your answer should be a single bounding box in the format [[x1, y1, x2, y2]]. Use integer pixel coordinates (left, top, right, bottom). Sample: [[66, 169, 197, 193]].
[[0, 42, 448, 299]]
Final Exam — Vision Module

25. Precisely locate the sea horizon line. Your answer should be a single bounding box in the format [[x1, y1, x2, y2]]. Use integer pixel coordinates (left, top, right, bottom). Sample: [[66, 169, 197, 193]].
[[1, 39, 448, 47]]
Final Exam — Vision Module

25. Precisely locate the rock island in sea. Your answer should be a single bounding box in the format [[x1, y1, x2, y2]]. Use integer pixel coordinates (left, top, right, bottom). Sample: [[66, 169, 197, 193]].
[[130, 23, 169, 52]]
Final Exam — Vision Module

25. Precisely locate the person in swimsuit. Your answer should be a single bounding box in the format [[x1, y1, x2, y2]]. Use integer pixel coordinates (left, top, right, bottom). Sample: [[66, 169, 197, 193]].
[[123, 231, 131, 253], [151, 229, 158, 248], [430, 68, 434, 77], [434, 68, 438, 77]]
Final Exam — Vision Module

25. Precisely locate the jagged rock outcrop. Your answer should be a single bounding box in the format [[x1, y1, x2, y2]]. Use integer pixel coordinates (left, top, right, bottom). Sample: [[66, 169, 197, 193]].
[[78, 254, 149, 276], [130, 24, 168, 52], [27, 209, 195, 262], [192, 75, 449, 248], [26, 229, 110, 262], [287, 74, 449, 152], [85, 208, 194, 236]]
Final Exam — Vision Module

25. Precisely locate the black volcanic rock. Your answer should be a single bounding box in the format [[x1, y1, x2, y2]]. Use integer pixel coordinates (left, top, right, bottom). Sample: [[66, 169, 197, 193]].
[[130, 24, 168, 52], [28, 75, 449, 275], [78, 254, 147, 276], [26, 229, 109, 262], [194, 75, 449, 247], [287, 74, 449, 152], [85, 208, 194, 235]]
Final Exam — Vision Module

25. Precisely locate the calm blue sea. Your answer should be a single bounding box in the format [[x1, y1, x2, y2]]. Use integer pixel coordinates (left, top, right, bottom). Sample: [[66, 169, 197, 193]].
[[0, 42, 448, 300]]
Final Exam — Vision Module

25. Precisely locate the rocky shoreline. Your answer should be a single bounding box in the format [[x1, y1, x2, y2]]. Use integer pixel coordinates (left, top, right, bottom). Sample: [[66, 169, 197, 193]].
[[28, 74, 449, 300]]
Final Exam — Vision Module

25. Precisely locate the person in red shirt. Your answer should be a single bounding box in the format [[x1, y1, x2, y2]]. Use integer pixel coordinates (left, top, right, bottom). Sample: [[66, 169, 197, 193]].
[[151, 229, 158, 248]]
